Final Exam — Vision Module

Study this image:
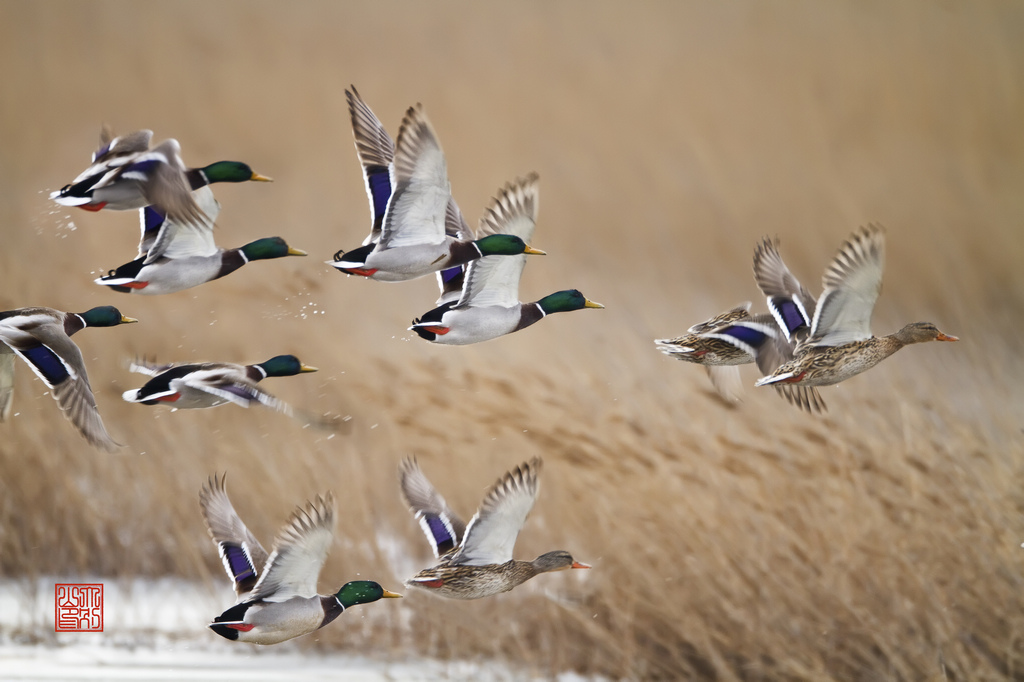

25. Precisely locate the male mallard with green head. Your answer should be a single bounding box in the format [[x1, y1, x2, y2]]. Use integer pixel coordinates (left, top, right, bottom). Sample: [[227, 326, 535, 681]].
[[200, 474, 401, 645], [0, 305, 137, 450], [51, 127, 271, 227], [123, 354, 317, 413], [410, 174, 602, 344], [329, 95, 544, 281], [95, 194, 305, 295]]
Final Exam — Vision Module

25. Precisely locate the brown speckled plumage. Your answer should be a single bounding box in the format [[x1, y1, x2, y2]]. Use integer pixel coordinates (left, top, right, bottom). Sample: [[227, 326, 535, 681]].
[[756, 225, 958, 391], [400, 458, 590, 600]]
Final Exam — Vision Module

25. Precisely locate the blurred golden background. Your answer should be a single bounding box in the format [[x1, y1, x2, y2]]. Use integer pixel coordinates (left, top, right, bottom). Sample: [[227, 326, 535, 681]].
[[2, 1, 1023, 678]]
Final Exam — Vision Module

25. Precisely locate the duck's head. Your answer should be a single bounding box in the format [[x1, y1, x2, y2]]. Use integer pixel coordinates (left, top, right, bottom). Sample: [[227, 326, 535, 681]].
[[531, 550, 591, 573], [475, 234, 546, 257], [200, 161, 273, 184], [256, 355, 318, 377], [240, 237, 307, 261], [537, 289, 604, 315], [894, 322, 959, 345], [78, 306, 138, 327], [334, 581, 403, 608]]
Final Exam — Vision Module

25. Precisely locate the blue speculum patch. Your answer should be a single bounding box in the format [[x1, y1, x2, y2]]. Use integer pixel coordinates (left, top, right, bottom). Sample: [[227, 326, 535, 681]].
[[441, 266, 463, 284], [224, 545, 256, 582], [777, 301, 806, 333], [92, 143, 111, 161], [143, 206, 165, 235], [21, 345, 69, 385], [425, 515, 455, 552], [722, 324, 767, 347], [127, 158, 160, 175], [367, 169, 391, 220]]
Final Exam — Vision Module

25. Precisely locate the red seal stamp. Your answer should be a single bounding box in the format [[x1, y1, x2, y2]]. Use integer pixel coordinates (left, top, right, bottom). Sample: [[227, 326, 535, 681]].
[[55, 583, 103, 632]]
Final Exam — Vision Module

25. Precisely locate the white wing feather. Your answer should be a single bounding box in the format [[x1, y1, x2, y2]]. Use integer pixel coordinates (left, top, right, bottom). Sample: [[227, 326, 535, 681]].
[[248, 494, 336, 602], [451, 459, 541, 567], [377, 104, 449, 249], [457, 175, 539, 309], [808, 225, 886, 346]]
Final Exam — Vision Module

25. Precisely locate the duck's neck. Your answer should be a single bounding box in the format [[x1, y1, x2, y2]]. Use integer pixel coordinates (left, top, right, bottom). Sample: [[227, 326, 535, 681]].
[[514, 303, 546, 332], [318, 595, 345, 629], [185, 168, 211, 191], [63, 314, 87, 337]]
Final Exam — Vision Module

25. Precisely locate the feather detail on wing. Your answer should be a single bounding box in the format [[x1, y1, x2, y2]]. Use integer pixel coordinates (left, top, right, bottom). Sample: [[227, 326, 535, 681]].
[[399, 457, 466, 558], [457, 174, 539, 309], [199, 474, 270, 597], [450, 458, 541, 567], [752, 237, 816, 340], [140, 186, 219, 263], [433, 198, 473, 305], [174, 368, 290, 413], [773, 384, 828, 414], [704, 365, 743, 403], [377, 104, 449, 249], [809, 224, 886, 346], [347, 86, 395, 244], [94, 128, 152, 162], [9, 323, 118, 451], [686, 302, 751, 334], [134, 140, 209, 229], [0, 347, 14, 421], [248, 493, 336, 602], [127, 359, 177, 377]]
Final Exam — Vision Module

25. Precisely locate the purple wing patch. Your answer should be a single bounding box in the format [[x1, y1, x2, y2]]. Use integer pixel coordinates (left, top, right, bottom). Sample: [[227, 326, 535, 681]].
[[417, 513, 458, 557], [218, 384, 259, 402], [20, 345, 70, 386], [92, 142, 112, 162], [721, 324, 768, 348], [125, 158, 160, 176], [770, 297, 809, 335], [143, 206, 165, 236], [219, 542, 258, 590], [440, 265, 463, 284], [365, 167, 392, 223]]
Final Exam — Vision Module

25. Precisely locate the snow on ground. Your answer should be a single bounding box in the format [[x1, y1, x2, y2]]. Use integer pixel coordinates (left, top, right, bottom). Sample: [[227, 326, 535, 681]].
[[0, 578, 597, 681]]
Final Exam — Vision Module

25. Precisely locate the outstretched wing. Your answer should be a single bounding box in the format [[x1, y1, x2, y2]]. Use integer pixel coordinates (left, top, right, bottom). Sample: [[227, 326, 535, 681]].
[[346, 86, 396, 245], [450, 458, 541, 567], [377, 104, 449, 249], [5, 321, 117, 451], [808, 224, 886, 346], [457, 174, 539, 309], [752, 237, 816, 341], [399, 457, 467, 558], [126, 139, 209, 228], [198, 474, 271, 598], [138, 186, 219, 263], [248, 493, 336, 602], [175, 369, 293, 414]]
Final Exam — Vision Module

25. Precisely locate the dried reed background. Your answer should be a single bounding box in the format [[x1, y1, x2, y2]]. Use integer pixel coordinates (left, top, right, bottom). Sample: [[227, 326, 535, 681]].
[[2, 1, 1023, 679]]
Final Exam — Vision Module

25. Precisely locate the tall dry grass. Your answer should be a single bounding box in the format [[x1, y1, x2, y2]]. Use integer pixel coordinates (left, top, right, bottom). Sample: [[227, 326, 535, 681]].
[[2, 1, 1024, 678]]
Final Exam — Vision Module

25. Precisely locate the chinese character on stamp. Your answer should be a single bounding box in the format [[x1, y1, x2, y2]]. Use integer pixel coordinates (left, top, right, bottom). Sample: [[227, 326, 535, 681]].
[[55, 583, 103, 632]]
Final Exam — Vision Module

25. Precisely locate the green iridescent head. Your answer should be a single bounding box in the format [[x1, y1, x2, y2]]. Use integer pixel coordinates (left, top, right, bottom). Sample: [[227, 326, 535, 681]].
[[256, 355, 318, 377], [240, 237, 307, 261], [536, 289, 604, 315], [78, 306, 138, 327], [200, 161, 273, 184], [334, 580, 402, 608], [474, 234, 546, 257]]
